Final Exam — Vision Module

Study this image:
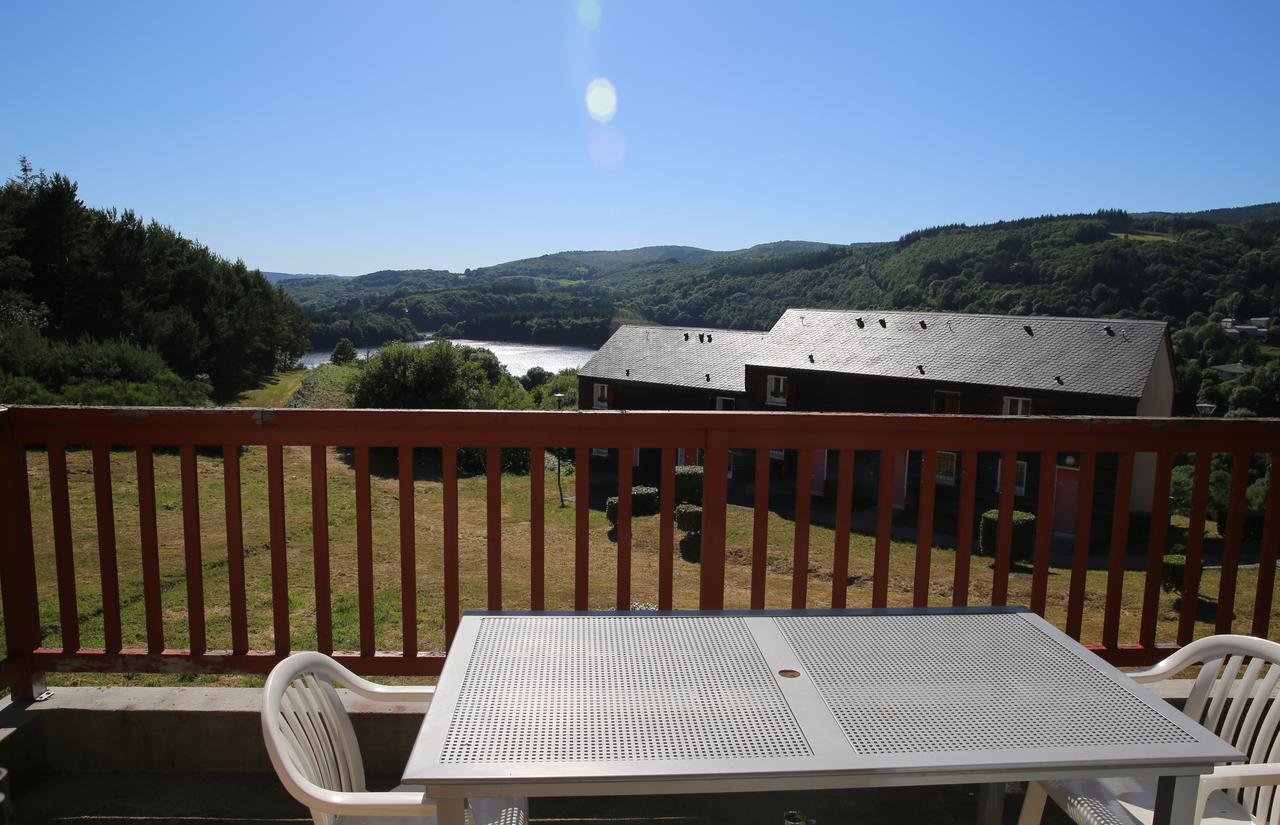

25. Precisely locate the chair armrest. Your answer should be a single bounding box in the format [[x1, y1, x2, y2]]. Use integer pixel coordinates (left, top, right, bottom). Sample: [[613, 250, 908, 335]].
[[343, 683, 436, 703], [293, 787, 438, 817], [1198, 762, 1280, 793]]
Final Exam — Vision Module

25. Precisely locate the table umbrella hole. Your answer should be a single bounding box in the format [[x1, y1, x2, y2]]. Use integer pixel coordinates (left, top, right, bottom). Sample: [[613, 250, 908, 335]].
[[778, 669, 801, 678]]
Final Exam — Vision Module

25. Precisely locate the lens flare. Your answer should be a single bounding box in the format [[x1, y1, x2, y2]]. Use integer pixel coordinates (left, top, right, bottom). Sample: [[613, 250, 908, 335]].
[[577, 0, 602, 30], [585, 77, 617, 123]]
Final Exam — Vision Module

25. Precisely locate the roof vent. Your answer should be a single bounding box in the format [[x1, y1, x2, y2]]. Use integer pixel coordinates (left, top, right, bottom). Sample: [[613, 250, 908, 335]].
[[684, 332, 689, 341], [1104, 325, 1115, 337], [856, 317, 865, 328], [878, 318, 887, 328], [625, 369, 630, 376], [808, 354, 815, 363], [919, 320, 927, 329], [698, 333, 705, 343], [705, 373, 711, 382], [707, 334, 713, 342], [1023, 325, 1034, 336], [917, 364, 925, 374], [1054, 375, 1064, 385]]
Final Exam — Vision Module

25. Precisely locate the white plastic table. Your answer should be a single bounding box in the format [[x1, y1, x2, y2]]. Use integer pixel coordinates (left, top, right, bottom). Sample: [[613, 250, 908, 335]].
[[402, 608, 1241, 825]]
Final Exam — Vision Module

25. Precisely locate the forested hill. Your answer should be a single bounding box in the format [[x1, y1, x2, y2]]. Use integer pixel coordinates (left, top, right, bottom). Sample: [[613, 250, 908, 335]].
[[0, 160, 310, 405]]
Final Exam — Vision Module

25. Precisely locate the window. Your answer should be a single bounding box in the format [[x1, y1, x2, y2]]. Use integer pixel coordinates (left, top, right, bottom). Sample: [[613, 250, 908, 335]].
[[936, 451, 957, 485], [997, 458, 1028, 496], [1002, 396, 1032, 416], [593, 382, 609, 409], [933, 391, 960, 414], [766, 375, 788, 406], [715, 397, 736, 411]]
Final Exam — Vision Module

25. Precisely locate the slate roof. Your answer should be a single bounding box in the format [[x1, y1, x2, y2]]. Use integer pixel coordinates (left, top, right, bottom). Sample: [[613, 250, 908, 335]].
[[751, 308, 1167, 399], [578, 325, 768, 394]]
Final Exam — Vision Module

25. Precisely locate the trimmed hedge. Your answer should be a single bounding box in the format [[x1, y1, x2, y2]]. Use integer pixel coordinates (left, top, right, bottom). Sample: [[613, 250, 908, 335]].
[[978, 509, 1037, 561], [674, 465, 703, 505], [1162, 553, 1187, 593], [675, 504, 702, 533], [605, 485, 662, 526]]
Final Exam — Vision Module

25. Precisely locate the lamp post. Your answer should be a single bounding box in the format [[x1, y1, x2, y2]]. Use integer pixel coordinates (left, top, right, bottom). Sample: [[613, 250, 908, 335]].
[[553, 393, 566, 507]]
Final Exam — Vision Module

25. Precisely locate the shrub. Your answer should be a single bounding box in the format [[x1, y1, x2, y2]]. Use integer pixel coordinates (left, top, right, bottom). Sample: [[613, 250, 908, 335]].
[[632, 485, 660, 516], [606, 486, 661, 527], [678, 532, 701, 562], [978, 509, 1037, 561], [674, 465, 703, 505], [674, 504, 702, 533], [330, 337, 358, 365], [1162, 553, 1187, 592]]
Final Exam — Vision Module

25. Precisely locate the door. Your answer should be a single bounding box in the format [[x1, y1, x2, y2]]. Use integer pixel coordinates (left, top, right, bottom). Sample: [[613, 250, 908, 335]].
[[1053, 467, 1078, 536]]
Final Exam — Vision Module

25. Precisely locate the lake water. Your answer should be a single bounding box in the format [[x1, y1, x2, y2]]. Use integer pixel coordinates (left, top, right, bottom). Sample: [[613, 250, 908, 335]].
[[298, 338, 597, 376]]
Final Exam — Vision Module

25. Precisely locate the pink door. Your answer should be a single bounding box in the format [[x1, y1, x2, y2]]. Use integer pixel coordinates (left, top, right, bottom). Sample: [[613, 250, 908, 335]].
[[1053, 467, 1078, 535]]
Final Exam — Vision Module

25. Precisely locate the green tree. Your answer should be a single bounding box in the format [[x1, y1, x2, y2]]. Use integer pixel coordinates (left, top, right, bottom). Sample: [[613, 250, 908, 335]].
[[330, 337, 358, 365]]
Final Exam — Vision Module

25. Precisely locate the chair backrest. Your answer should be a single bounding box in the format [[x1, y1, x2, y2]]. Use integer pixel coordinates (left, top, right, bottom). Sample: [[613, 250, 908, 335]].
[[1138, 635, 1280, 822], [262, 653, 368, 825]]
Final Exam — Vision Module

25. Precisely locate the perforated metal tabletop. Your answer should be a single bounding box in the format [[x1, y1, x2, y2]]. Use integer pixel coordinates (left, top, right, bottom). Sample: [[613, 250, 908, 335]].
[[403, 609, 1240, 810]]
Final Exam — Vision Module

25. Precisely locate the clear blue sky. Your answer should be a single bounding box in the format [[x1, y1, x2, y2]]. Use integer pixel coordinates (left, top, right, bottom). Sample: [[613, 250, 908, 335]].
[[2, 1, 1277, 275]]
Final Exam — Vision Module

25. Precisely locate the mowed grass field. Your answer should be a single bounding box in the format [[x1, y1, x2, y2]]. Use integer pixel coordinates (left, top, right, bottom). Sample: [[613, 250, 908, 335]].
[[14, 442, 1279, 687]]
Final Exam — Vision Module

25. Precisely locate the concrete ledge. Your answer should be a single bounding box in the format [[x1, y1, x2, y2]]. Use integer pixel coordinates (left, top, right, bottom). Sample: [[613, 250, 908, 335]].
[[0, 685, 429, 791]]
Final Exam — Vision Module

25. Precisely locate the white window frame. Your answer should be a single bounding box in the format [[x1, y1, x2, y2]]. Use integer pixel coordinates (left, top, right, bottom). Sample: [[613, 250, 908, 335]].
[[765, 374, 788, 407], [592, 447, 609, 458], [715, 396, 736, 411], [933, 391, 960, 414], [770, 448, 785, 462], [996, 458, 1028, 496], [935, 451, 958, 486], [593, 382, 609, 410], [1002, 395, 1032, 416]]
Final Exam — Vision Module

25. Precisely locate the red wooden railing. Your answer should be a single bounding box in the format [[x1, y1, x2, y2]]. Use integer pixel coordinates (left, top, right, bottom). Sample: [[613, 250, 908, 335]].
[[0, 405, 1277, 700]]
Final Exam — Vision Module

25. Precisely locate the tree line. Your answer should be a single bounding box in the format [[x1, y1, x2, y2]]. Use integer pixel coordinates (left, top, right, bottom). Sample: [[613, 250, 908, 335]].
[[0, 159, 310, 404]]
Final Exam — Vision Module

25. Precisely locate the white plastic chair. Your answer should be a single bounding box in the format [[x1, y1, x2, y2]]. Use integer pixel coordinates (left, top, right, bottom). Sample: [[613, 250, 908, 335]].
[[1018, 635, 1280, 825], [262, 651, 528, 825]]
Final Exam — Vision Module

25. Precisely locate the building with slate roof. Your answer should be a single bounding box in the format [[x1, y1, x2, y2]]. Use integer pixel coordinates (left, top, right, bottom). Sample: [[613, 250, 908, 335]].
[[578, 308, 1174, 534]]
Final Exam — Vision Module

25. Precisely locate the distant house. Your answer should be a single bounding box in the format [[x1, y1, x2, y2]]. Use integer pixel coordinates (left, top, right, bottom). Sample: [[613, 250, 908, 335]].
[[579, 309, 1174, 536], [1209, 361, 1253, 379], [1221, 318, 1268, 340]]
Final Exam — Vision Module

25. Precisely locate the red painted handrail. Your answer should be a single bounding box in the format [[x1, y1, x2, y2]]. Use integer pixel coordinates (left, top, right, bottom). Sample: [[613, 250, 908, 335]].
[[0, 405, 1277, 701]]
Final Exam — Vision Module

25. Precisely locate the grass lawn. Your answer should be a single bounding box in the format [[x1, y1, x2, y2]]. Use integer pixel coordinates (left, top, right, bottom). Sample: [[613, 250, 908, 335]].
[[14, 444, 1278, 688], [232, 370, 308, 408]]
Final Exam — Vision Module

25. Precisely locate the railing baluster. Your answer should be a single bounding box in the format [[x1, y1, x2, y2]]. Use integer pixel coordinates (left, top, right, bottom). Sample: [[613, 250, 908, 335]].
[[268, 445, 289, 657], [1178, 452, 1212, 645], [1252, 452, 1280, 638], [791, 449, 812, 609], [354, 445, 372, 656], [135, 446, 163, 653], [224, 445, 248, 655], [398, 446, 416, 658], [91, 444, 121, 654], [700, 430, 729, 610], [47, 443, 79, 653], [179, 445, 205, 656], [0, 414, 43, 699], [616, 451, 632, 611], [574, 446, 589, 610], [831, 449, 853, 609], [952, 450, 977, 607], [873, 450, 895, 609], [751, 448, 769, 609], [659, 447, 675, 610], [1065, 451, 1097, 640], [1030, 451, 1056, 616], [530, 447, 545, 611], [1217, 451, 1251, 634], [1140, 452, 1173, 649], [442, 446, 460, 645], [309, 445, 331, 655], [992, 449, 1017, 606], [1102, 452, 1135, 650], [486, 446, 502, 610], [914, 450, 936, 608]]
